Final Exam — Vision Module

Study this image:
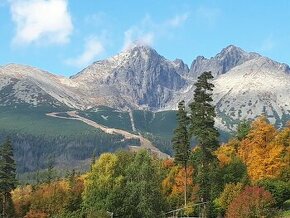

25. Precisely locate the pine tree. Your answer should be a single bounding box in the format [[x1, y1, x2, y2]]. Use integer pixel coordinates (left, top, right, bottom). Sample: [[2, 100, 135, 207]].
[[0, 138, 17, 218], [172, 100, 190, 206], [189, 71, 219, 217], [236, 120, 251, 140]]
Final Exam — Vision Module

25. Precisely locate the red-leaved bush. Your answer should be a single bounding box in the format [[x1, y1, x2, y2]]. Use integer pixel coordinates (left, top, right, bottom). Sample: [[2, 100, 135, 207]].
[[226, 186, 276, 218]]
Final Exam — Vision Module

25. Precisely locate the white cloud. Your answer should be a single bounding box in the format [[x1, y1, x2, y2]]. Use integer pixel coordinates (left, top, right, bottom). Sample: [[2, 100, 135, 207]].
[[123, 27, 155, 50], [65, 37, 104, 68], [122, 13, 189, 51], [167, 13, 189, 27], [9, 0, 73, 45]]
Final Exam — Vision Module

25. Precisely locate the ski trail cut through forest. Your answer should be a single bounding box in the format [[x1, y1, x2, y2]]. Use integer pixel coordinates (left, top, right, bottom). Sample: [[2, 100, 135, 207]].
[[129, 110, 136, 132], [46, 111, 171, 159]]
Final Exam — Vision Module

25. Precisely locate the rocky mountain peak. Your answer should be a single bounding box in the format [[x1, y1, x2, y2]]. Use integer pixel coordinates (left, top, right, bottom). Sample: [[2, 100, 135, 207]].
[[216, 45, 247, 59], [128, 45, 159, 57], [189, 45, 260, 79], [70, 45, 188, 109], [1, 44, 290, 128]]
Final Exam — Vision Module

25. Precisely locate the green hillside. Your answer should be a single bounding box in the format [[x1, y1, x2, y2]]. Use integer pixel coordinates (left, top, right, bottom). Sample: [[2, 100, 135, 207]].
[[0, 106, 139, 176], [0, 105, 232, 178]]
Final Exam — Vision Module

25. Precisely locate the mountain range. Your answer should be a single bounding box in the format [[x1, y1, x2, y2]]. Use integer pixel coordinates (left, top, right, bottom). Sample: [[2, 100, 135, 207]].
[[1, 45, 290, 130], [1, 44, 290, 176]]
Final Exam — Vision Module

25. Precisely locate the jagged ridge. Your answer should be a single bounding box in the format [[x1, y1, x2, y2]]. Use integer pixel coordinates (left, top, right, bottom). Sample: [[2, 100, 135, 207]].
[[1, 45, 290, 130]]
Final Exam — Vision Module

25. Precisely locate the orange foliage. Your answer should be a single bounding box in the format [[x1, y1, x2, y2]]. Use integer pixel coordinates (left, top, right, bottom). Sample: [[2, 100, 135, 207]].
[[12, 177, 84, 217], [162, 164, 197, 205], [162, 159, 175, 168], [172, 166, 194, 194], [215, 139, 239, 166], [238, 116, 286, 181]]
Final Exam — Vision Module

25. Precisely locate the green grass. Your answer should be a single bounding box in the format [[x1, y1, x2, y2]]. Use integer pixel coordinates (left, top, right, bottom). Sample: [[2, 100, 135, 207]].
[[79, 106, 133, 131], [132, 110, 177, 137], [0, 105, 140, 177], [0, 106, 95, 136], [79, 107, 178, 138]]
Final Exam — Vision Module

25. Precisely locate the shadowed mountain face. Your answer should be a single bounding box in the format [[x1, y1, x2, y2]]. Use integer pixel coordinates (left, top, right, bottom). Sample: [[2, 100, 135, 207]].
[[71, 45, 188, 109], [1, 45, 290, 129]]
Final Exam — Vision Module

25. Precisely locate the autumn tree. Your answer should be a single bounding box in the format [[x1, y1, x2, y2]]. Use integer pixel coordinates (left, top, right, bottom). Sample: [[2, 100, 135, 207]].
[[162, 163, 196, 209], [226, 186, 276, 218], [215, 139, 239, 166], [215, 140, 248, 184], [238, 116, 285, 181], [215, 182, 244, 215], [12, 185, 32, 217], [189, 71, 219, 217], [172, 100, 190, 206], [0, 138, 17, 218], [82, 153, 124, 214], [273, 123, 290, 181]]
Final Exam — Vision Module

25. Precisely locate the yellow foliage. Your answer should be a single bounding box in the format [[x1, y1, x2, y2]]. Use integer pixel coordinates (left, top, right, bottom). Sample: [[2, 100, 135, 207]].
[[216, 182, 244, 211], [238, 116, 287, 181], [12, 185, 33, 217], [215, 139, 239, 166]]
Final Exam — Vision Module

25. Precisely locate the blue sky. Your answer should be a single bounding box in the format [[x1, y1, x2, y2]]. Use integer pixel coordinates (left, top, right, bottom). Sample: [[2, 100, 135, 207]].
[[0, 0, 290, 76]]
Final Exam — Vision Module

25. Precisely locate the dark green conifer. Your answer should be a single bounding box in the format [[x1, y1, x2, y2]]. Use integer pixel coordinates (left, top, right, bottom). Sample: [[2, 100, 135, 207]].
[[0, 138, 17, 218], [189, 71, 219, 217], [172, 100, 190, 206]]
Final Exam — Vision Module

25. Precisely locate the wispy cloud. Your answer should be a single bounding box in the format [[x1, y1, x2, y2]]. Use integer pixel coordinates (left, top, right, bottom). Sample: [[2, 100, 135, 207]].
[[261, 35, 275, 51], [167, 13, 189, 27], [9, 0, 73, 45], [195, 6, 221, 27], [65, 36, 105, 68], [84, 12, 107, 26], [122, 13, 189, 50]]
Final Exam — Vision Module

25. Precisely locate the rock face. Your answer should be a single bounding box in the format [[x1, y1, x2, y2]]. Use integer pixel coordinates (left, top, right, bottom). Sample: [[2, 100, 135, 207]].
[[188, 45, 260, 79], [1, 45, 290, 130], [212, 56, 290, 130], [0, 64, 86, 109], [72, 46, 188, 109]]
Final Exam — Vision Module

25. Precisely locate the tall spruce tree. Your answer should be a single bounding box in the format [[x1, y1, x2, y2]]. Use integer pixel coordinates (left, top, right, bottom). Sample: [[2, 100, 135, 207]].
[[172, 100, 190, 206], [189, 71, 219, 217], [0, 138, 17, 218], [236, 119, 251, 140]]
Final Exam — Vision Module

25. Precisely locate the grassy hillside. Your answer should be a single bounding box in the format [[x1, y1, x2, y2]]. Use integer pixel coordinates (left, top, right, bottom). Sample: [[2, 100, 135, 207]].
[[79, 106, 133, 132], [0, 105, 232, 179], [0, 106, 139, 176], [80, 107, 178, 137], [0, 106, 94, 136]]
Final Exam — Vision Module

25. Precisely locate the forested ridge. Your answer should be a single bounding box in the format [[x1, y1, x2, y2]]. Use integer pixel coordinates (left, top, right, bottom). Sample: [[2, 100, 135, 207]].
[[1, 116, 289, 218]]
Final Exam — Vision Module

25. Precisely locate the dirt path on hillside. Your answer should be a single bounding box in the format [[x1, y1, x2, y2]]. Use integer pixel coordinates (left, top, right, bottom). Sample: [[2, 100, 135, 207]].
[[46, 111, 171, 159]]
